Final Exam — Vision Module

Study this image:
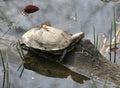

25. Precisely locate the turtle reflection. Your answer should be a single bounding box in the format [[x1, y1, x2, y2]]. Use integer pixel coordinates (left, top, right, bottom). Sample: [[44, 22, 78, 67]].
[[24, 52, 90, 83]]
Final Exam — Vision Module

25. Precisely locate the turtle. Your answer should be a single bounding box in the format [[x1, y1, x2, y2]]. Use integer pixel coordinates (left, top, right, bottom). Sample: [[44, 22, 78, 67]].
[[21, 23, 84, 62]]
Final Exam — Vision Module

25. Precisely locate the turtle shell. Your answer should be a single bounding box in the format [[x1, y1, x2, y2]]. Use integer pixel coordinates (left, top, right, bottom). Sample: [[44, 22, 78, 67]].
[[22, 25, 72, 52]]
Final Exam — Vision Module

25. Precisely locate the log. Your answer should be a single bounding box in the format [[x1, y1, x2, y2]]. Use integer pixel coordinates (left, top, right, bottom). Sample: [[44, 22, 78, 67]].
[[64, 39, 120, 85], [23, 39, 120, 85]]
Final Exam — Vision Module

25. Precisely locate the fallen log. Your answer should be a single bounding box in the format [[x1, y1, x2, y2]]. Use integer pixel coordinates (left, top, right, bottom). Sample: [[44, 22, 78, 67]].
[[23, 39, 120, 85], [64, 39, 120, 85]]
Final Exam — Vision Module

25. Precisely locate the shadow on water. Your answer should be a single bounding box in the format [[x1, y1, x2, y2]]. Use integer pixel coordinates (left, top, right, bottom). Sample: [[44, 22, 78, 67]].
[[24, 51, 90, 84]]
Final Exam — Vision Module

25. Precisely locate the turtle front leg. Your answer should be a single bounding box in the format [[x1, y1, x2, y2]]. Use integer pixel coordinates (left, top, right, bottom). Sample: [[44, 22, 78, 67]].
[[59, 49, 67, 62], [20, 43, 30, 50]]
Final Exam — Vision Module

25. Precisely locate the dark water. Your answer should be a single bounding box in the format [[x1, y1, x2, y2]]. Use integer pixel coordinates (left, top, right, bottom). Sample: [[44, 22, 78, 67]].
[[0, 48, 117, 88]]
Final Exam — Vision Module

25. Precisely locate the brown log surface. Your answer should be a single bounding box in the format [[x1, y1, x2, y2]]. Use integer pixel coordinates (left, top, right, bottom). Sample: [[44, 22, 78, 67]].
[[64, 39, 120, 85]]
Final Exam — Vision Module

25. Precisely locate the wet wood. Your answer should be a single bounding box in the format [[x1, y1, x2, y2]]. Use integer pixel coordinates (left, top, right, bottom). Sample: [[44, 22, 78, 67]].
[[64, 39, 120, 85], [24, 39, 120, 85]]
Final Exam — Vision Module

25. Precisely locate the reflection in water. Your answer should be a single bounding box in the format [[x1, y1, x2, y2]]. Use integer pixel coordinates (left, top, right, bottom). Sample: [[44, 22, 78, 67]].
[[24, 52, 90, 84]]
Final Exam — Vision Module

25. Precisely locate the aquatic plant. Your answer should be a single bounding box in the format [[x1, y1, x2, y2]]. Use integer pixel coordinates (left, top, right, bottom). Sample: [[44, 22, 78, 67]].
[[16, 40, 25, 78], [93, 26, 99, 49], [97, 6, 120, 63], [0, 49, 10, 88], [113, 6, 117, 63], [109, 22, 113, 61]]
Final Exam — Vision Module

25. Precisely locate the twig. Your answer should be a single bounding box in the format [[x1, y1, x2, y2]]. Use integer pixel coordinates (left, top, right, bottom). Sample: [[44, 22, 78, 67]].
[[105, 42, 120, 47]]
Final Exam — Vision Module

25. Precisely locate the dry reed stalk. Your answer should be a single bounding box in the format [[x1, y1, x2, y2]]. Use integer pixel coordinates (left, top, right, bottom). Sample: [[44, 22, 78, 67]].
[[99, 34, 107, 54]]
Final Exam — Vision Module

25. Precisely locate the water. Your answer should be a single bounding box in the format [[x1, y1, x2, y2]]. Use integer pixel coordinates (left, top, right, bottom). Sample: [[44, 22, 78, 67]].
[[0, 0, 115, 34], [0, 0, 120, 88], [0, 61, 118, 88]]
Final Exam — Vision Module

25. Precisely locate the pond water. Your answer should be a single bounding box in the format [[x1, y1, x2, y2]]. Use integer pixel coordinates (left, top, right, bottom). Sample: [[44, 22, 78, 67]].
[[0, 64, 116, 88], [0, 0, 120, 88]]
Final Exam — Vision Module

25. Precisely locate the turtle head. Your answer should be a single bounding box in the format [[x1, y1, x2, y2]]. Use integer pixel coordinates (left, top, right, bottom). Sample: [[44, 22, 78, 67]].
[[71, 32, 84, 43], [41, 22, 51, 28]]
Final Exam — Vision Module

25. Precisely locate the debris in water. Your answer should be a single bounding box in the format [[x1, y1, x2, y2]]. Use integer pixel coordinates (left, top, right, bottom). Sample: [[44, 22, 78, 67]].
[[22, 4, 39, 16], [71, 13, 77, 22]]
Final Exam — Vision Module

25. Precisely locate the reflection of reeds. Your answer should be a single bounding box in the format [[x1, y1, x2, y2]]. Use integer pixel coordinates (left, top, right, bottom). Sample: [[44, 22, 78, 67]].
[[0, 8, 11, 24], [103, 75, 109, 88], [0, 50, 10, 88], [16, 40, 25, 78], [99, 34, 107, 54], [6, 50, 10, 88], [91, 76, 97, 88], [91, 75, 109, 88], [0, 51, 5, 88], [0, 8, 15, 37], [0, 41, 24, 87]]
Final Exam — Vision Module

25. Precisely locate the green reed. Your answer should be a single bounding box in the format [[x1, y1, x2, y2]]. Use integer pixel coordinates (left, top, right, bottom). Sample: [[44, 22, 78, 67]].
[[109, 22, 112, 61], [93, 26, 99, 49], [113, 7, 117, 63]]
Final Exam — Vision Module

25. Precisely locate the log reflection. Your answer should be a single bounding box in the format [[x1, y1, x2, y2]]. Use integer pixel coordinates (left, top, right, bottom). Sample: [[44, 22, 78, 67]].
[[24, 52, 90, 83]]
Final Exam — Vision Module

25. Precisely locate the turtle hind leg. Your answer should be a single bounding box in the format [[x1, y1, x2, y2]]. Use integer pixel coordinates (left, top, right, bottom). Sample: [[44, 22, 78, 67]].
[[59, 49, 67, 62]]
